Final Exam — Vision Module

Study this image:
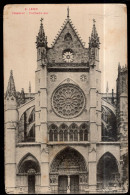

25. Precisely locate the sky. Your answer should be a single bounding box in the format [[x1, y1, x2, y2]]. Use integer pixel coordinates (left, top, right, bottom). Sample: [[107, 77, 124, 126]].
[[4, 4, 127, 93]]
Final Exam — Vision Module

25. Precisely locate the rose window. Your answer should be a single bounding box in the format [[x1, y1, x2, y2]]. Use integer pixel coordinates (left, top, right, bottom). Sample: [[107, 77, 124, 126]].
[[52, 84, 85, 118]]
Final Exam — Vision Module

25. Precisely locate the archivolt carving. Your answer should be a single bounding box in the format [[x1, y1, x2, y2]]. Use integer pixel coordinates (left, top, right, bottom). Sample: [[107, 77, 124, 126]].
[[50, 147, 87, 173]]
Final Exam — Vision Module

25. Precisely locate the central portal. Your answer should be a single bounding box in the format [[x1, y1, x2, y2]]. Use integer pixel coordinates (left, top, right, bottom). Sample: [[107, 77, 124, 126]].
[[58, 175, 79, 194], [50, 147, 88, 193]]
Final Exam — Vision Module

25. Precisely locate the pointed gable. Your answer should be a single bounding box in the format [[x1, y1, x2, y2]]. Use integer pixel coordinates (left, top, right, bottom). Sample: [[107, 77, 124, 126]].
[[52, 19, 84, 49], [47, 19, 89, 64]]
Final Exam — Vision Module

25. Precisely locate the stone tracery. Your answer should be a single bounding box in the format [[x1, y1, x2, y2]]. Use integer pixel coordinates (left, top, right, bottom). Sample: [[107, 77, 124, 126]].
[[52, 83, 85, 118]]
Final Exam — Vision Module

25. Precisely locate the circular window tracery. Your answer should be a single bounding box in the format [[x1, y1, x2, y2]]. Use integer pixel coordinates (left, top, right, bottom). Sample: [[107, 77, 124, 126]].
[[52, 84, 85, 118]]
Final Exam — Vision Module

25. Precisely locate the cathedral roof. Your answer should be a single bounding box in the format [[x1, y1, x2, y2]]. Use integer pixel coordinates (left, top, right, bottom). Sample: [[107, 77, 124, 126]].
[[5, 70, 16, 98]]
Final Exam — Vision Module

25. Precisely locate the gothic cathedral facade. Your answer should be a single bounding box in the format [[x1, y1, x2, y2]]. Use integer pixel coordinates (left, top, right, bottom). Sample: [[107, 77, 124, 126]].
[[5, 12, 128, 194]]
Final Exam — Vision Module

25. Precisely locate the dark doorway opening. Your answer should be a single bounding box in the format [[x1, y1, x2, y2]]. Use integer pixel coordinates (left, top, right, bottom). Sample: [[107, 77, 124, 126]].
[[70, 175, 79, 194], [58, 175, 68, 194], [28, 175, 35, 194]]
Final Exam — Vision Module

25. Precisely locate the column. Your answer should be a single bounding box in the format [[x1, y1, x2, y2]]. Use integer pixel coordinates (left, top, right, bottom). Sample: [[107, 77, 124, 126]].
[[88, 144, 97, 193], [67, 175, 70, 193]]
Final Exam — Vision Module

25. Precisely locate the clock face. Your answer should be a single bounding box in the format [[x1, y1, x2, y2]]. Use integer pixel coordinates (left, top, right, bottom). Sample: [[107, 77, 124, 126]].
[[63, 51, 74, 63]]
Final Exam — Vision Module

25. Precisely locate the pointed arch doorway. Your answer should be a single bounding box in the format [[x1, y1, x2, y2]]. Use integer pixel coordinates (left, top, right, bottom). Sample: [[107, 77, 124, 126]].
[[50, 147, 88, 194], [28, 169, 36, 194], [17, 153, 41, 194], [97, 152, 120, 190]]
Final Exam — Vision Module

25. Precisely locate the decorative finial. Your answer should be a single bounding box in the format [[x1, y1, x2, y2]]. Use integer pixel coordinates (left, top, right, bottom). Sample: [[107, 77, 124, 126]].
[[93, 18, 96, 24], [10, 70, 13, 75], [67, 7, 69, 19], [40, 18, 43, 24]]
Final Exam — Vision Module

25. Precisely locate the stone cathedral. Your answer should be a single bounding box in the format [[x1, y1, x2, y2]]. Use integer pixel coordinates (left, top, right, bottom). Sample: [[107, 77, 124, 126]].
[[5, 10, 128, 194]]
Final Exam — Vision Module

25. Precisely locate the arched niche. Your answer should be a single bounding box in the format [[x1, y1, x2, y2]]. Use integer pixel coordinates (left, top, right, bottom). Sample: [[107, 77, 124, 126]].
[[17, 153, 41, 194], [97, 152, 120, 189], [18, 153, 40, 174]]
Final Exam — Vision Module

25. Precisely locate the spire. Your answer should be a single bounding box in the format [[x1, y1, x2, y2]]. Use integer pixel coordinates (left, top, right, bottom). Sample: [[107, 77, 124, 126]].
[[89, 19, 100, 49], [67, 7, 70, 19], [106, 81, 109, 101], [5, 70, 16, 98], [106, 81, 109, 93], [112, 89, 114, 104], [29, 81, 31, 93], [118, 62, 121, 69], [36, 18, 47, 48]]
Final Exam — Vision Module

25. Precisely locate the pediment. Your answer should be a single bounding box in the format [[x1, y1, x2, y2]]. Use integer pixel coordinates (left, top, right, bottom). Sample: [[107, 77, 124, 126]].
[[47, 19, 89, 64]]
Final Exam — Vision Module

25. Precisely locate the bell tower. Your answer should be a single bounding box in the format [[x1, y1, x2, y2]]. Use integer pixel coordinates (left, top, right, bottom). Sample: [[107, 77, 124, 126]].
[[35, 18, 49, 192], [4, 70, 18, 193]]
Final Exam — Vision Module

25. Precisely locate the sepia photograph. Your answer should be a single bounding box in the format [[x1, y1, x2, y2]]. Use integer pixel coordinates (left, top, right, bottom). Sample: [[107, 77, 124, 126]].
[[4, 4, 128, 194]]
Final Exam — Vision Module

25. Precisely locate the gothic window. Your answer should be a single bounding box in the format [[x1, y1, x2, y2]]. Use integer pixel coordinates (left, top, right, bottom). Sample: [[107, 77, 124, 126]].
[[64, 33, 72, 42], [69, 130, 73, 141], [18, 107, 35, 143], [69, 123, 78, 141], [49, 124, 58, 141], [64, 130, 68, 141], [52, 83, 85, 118], [49, 130, 53, 141], [80, 130, 83, 141], [60, 123, 67, 130], [74, 130, 78, 141], [27, 124, 35, 142], [54, 130, 58, 141], [59, 124, 68, 142], [84, 130, 88, 141], [101, 106, 117, 141], [79, 123, 88, 141], [82, 123, 88, 141], [59, 130, 63, 141]]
